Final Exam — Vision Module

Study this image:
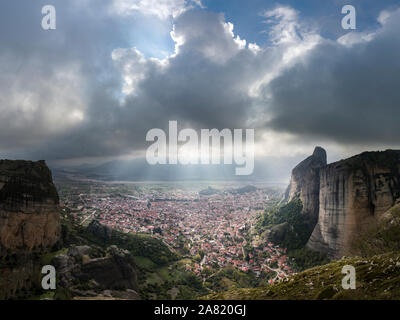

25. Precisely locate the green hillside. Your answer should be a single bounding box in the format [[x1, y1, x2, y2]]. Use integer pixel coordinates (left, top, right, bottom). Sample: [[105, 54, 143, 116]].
[[351, 202, 400, 257], [253, 198, 329, 271], [203, 251, 400, 300]]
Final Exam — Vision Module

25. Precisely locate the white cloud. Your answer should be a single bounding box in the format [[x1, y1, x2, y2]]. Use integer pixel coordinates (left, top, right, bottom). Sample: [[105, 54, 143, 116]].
[[112, 47, 148, 95], [249, 6, 321, 97], [248, 43, 261, 54], [170, 24, 185, 55], [223, 22, 246, 50], [377, 10, 391, 25], [111, 0, 202, 19], [262, 6, 301, 44], [337, 31, 375, 47]]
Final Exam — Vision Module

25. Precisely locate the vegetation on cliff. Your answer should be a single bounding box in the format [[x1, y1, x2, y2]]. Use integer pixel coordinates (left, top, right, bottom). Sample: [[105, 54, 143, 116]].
[[203, 251, 400, 300], [256, 199, 308, 250], [351, 202, 400, 257], [254, 198, 329, 271]]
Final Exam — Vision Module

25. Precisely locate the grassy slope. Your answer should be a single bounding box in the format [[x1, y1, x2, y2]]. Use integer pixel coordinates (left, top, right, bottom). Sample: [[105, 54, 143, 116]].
[[203, 252, 400, 300], [351, 203, 400, 257]]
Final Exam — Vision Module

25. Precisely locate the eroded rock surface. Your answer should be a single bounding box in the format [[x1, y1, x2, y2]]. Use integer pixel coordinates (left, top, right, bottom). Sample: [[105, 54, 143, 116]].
[[53, 245, 139, 299], [285, 147, 327, 231], [307, 150, 400, 258], [0, 160, 60, 298]]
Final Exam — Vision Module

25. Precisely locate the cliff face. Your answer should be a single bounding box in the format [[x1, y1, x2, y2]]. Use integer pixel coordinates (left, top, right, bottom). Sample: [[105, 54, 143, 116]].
[[0, 160, 60, 252], [307, 150, 400, 258], [285, 147, 327, 230], [0, 160, 60, 298]]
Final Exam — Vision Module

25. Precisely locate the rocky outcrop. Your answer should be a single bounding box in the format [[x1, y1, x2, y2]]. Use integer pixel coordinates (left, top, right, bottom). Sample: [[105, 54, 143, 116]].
[[307, 150, 400, 258], [0, 160, 60, 298], [0, 160, 60, 253], [0, 160, 142, 300], [53, 245, 139, 299], [285, 147, 327, 231], [87, 220, 113, 242]]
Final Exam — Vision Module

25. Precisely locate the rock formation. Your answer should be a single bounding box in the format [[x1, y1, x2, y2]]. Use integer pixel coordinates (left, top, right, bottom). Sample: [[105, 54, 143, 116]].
[[0, 160, 60, 298], [285, 146, 327, 231], [0, 160, 143, 299], [53, 245, 139, 299], [350, 200, 400, 257], [307, 150, 400, 258], [87, 219, 113, 242]]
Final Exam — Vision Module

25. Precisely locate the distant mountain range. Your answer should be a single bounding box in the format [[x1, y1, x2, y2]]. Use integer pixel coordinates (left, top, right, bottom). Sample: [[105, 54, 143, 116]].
[[52, 158, 287, 183], [198, 185, 258, 196]]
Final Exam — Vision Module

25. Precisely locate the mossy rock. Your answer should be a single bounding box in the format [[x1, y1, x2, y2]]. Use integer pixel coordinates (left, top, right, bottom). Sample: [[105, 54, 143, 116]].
[[314, 285, 336, 300]]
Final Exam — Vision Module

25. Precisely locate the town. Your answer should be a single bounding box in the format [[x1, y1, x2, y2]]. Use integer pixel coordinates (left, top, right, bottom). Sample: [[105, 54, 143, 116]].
[[57, 180, 292, 285]]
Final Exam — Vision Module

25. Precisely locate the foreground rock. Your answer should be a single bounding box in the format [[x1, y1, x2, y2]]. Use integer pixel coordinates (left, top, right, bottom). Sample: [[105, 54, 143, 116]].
[[0, 160, 141, 300], [0, 160, 60, 299], [0, 160, 60, 253], [53, 245, 140, 300], [203, 251, 400, 300], [87, 219, 113, 242]]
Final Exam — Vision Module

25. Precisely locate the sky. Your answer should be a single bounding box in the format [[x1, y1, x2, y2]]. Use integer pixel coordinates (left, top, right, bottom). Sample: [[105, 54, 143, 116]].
[[0, 0, 400, 182]]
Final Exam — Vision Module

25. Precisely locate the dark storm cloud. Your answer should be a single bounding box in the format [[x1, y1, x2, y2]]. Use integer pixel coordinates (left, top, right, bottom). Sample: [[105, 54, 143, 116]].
[[265, 8, 400, 144], [24, 9, 279, 160], [115, 11, 268, 129], [1, 1, 400, 164], [0, 0, 126, 156]]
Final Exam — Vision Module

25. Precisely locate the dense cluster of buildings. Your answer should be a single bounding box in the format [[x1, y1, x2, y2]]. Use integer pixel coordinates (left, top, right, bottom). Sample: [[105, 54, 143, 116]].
[[61, 184, 292, 282]]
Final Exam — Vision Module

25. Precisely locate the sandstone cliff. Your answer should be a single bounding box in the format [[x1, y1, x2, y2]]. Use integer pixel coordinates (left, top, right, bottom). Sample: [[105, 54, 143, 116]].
[[285, 147, 327, 231], [350, 200, 400, 257], [0, 160, 60, 298], [307, 150, 400, 258], [0, 160, 60, 252]]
